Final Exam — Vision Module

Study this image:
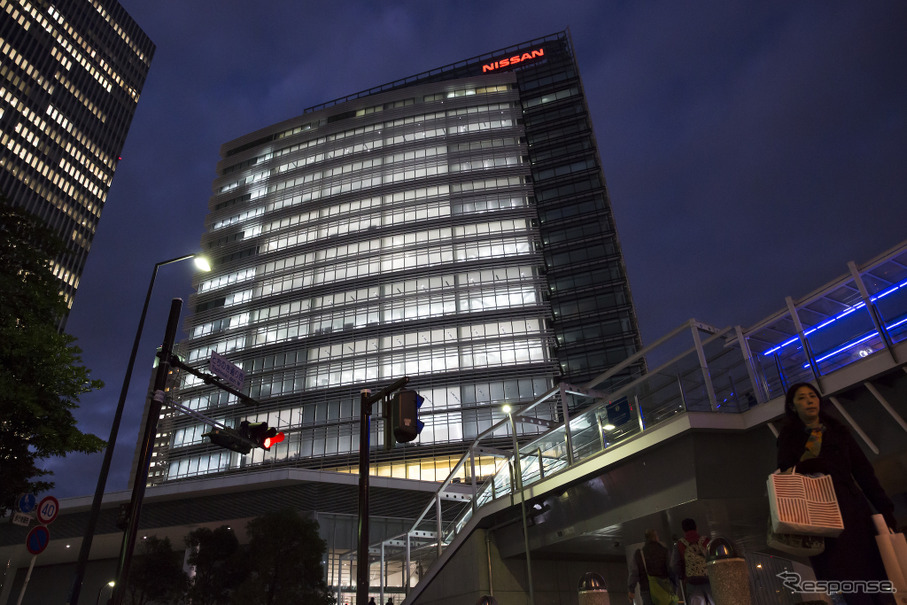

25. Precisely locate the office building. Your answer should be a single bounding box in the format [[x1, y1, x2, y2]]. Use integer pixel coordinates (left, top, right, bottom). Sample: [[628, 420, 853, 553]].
[[0, 0, 153, 319], [158, 31, 643, 486]]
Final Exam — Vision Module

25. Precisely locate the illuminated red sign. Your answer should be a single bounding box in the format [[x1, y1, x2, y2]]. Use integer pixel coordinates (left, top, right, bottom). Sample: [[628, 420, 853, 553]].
[[482, 48, 545, 73]]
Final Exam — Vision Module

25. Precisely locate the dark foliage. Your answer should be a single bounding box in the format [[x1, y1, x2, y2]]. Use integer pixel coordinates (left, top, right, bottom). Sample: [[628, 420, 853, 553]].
[[0, 197, 105, 515], [233, 509, 334, 605], [127, 536, 188, 605], [184, 525, 246, 605]]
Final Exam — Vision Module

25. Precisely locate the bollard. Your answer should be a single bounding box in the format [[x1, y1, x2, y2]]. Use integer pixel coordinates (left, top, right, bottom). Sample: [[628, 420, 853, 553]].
[[476, 596, 498, 605], [706, 538, 751, 605], [578, 571, 610, 605]]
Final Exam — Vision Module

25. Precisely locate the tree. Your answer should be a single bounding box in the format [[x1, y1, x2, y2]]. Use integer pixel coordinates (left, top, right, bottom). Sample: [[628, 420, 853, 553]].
[[233, 508, 334, 605], [184, 525, 247, 605], [0, 197, 105, 515], [127, 535, 188, 605]]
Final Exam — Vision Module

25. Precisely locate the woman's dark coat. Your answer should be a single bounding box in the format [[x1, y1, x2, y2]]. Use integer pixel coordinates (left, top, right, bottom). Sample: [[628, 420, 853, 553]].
[[776, 414, 895, 604]]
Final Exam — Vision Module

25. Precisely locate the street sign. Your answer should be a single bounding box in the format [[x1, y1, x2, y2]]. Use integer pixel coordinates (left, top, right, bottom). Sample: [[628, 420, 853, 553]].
[[209, 351, 245, 390], [606, 396, 632, 426], [36, 496, 60, 525], [26, 525, 50, 555], [11, 512, 32, 527], [17, 493, 37, 514]]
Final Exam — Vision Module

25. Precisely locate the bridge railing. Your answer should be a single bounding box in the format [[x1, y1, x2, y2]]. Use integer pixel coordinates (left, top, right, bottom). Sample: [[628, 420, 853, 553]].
[[388, 239, 907, 598]]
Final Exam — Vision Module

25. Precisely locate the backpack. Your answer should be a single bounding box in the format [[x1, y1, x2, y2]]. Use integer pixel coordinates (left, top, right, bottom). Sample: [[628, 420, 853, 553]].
[[680, 536, 708, 579]]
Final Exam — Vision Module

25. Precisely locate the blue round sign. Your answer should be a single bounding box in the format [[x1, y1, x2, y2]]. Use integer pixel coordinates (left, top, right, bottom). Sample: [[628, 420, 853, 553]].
[[26, 525, 50, 555], [17, 493, 37, 514]]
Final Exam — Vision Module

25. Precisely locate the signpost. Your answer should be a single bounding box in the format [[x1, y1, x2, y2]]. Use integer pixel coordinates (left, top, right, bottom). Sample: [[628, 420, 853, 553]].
[[26, 526, 50, 555], [36, 496, 60, 525], [209, 351, 245, 390], [16, 495, 59, 604], [13, 493, 37, 528], [606, 396, 631, 426], [17, 493, 37, 514], [11, 513, 32, 527]]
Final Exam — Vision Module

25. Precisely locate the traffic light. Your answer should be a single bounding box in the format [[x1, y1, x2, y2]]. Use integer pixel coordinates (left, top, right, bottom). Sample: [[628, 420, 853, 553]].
[[202, 427, 253, 454], [203, 421, 285, 452], [390, 389, 424, 443], [244, 421, 286, 449], [115, 503, 130, 531]]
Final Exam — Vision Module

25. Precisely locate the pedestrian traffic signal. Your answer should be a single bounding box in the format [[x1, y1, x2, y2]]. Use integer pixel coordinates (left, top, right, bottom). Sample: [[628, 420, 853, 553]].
[[390, 389, 424, 443], [244, 421, 285, 449]]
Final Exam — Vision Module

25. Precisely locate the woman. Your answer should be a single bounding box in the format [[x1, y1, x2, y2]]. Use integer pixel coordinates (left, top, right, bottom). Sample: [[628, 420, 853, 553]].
[[776, 382, 896, 605]]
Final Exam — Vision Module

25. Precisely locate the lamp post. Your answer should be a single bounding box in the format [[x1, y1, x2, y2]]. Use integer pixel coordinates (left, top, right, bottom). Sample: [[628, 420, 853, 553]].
[[68, 254, 209, 605], [95, 581, 114, 605], [502, 404, 535, 605], [110, 298, 183, 605]]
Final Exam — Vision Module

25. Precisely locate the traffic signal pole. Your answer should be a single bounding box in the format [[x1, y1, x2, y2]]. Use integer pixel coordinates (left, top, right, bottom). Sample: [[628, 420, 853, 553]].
[[357, 376, 408, 605], [109, 298, 182, 605]]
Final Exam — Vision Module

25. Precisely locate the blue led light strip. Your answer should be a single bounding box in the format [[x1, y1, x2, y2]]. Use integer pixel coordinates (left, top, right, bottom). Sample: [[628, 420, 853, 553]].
[[804, 315, 907, 366], [761, 276, 907, 357]]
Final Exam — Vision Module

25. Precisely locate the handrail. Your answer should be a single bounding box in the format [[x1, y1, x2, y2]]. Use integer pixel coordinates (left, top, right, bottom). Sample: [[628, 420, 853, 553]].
[[372, 239, 907, 599]]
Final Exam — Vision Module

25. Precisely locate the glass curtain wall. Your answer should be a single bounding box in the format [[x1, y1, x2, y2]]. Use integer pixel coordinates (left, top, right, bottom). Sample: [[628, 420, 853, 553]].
[[161, 76, 557, 484], [0, 0, 153, 316]]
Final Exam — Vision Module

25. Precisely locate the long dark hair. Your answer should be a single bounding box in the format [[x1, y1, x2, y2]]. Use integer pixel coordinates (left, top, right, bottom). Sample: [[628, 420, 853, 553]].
[[783, 382, 835, 427]]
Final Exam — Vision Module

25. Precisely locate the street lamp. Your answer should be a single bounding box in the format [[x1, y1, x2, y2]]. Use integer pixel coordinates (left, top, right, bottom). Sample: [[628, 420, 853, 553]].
[[502, 404, 535, 605], [95, 581, 114, 605], [68, 254, 210, 605]]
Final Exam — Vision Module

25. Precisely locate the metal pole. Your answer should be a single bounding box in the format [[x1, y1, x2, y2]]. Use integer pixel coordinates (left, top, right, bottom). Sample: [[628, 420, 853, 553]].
[[435, 494, 442, 557], [558, 383, 575, 465], [786, 296, 822, 381], [379, 541, 385, 605], [470, 447, 478, 515], [509, 413, 535, 605], [68, 255, 196, 605], [734, 325, 767, 404], [848, 261, 895, 358], [356, 377, 408, 605], [110, 298, 182, 605], [357, 389, 371, 605], [15, 555, 36, 605], [405, 532, 411, 596], [690, 322, 718, 411]]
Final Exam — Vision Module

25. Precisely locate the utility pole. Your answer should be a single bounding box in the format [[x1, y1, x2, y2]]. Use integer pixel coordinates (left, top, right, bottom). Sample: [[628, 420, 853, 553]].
[[109, 298, 182, 605]]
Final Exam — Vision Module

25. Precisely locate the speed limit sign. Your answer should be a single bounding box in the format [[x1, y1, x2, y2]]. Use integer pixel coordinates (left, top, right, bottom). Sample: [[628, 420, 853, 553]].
[[36, 496, 59, 525]]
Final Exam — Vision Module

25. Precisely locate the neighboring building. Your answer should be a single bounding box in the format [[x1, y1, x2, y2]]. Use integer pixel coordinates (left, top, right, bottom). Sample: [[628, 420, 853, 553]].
[[0, 0, 153, 321], [158, 31, 643, 486]]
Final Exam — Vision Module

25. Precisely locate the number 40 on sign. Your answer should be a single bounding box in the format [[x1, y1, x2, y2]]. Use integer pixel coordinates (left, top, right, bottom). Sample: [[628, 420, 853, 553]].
[[36, 496, 59, 525]]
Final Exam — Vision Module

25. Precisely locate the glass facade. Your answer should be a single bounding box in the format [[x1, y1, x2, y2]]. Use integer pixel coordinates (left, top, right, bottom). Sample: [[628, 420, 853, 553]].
[[157, 31, 642, 485], [0, 0, 153, 318]]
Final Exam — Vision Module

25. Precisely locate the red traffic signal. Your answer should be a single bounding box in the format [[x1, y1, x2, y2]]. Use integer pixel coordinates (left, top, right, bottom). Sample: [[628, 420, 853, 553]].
[[204, 421, 285, 452], [263, 430, 285, 448], [243, 421, 285, 450]]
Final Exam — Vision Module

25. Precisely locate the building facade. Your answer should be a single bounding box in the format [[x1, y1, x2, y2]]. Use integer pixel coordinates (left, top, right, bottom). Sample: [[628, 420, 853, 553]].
[[158, 31, 643, 486], [0, 0, 153, 318]]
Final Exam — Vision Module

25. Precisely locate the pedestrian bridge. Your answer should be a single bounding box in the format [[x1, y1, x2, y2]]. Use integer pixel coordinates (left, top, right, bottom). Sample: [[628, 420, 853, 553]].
[[369, 240, 907, 604]]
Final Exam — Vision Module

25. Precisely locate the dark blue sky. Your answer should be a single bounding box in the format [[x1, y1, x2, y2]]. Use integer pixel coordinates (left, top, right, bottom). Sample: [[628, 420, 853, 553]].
[[48, 0, 907, 498]]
